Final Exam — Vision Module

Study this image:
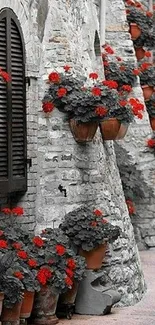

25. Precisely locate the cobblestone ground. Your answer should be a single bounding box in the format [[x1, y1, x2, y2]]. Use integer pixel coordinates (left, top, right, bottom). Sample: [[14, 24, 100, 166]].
[[59, 251, 155, 325]]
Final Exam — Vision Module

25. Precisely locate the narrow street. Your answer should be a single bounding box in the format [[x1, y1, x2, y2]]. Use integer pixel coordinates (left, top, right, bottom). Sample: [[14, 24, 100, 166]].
[[59, 251, 155, 325]]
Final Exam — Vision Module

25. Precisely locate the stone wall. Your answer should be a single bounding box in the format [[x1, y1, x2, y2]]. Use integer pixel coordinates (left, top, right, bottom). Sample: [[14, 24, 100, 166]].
[[0, 0, 146, 306], [106, 0, 155, 250]]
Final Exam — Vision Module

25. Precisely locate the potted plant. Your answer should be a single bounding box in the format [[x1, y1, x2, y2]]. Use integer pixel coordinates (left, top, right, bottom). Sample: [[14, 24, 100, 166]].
[[29, 228, 86, 325], [126, 5, 153, 41], [60, 206, 121, 270], [139, 62, 155, 100], [145, 94, 155, 130]]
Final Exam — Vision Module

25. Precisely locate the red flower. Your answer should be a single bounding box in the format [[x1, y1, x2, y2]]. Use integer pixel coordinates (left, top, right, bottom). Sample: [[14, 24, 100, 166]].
[[33, 236, 44, 248], [66, 268, 74, 278], [27, 259, 38, 268], [0, 69, 11, 82], [147, 139, 155, 148], [65, 276, 73, 287], [120, 66, 126, 71], [93, 209, 103, 216], [121, 85, 132, 92], [103, 61, 109, 67], [1, 208, 11, 214], [11, 207, 24, 216], [126, 9, 131, 14], [104, 45, 114, 54], [140, 62, 152, 71], [37, 267, 52, 285], [91, 87, 101, 96], [116, 56, 122, 62], [95, 106, 108, 117], [42, 102, 55, 113], [67, 258, 76, 270], [144, 51, 151, 58], [48, 72, 60, 83], [14, 271, 24, 280], [102, 80, 118, 89], [0, 230, 4, 237], [135, 1, 143, 8], [90, 221, 97, 227], [119, 100, 128, 107], [56, 244, 66, 256], [146, 11, 153, 17], [17, 250, 28, 259], [12, 242, 22, 250], [126, 0, 134, 5], [89, 72, 98, 80], [126, 200, 135, 215], [57, 88, 67, 97], [0, 240, 8, 249], [63, 65, 71, 72], [133, 68, 139, 76]]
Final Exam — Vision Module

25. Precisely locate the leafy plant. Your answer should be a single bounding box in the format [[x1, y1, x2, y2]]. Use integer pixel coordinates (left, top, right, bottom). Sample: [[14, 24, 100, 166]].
[[145, 94, 155, 117], [139, 63, 155, 87], [60, 206, 121, 251]]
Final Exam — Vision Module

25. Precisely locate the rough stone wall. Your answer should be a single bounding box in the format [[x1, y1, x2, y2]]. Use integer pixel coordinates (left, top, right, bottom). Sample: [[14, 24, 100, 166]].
[[106, 0, 155, 250], [36, 0, 145, 305], [0, 0, 146, 306]]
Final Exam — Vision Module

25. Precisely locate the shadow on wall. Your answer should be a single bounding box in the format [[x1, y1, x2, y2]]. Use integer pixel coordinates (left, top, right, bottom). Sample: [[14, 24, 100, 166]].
[[114, 142, 155, 250]]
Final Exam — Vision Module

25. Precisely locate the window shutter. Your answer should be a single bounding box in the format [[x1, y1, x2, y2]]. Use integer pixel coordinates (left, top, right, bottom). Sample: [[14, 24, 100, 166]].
[[0, 9, 27, 193]]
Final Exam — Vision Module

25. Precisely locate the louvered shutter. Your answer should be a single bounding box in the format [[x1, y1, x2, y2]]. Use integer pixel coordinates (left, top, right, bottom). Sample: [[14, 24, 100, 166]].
[[0, 9, 27, 193]]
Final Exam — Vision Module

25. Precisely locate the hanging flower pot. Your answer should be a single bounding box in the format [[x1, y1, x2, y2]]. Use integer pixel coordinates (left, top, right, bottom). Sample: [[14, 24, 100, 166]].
[[1, 301, 22, 324], [99, 118, 121, 140], [142, 85, 154, 101], [69, 119, 98, 143], [0, 292, 4, 316], [135, 47, 145, 61], [129, 23, 141, 40], [79, 243, 107, 270], [116, 123, 129, 140], [149, 116, 155, 130], [31, 286, 59, 325], [20, 290, 35, 319]]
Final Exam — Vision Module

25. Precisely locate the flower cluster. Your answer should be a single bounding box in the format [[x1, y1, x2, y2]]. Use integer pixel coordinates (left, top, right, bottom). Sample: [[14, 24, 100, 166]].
[[126, 199, 136, 215], [147, 138, 155, 149], [37, 267, 53, 285]]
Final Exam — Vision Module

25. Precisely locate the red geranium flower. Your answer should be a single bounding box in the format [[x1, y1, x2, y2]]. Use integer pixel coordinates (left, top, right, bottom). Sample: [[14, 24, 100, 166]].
[[146, 11, 153, 17], [1, 208, 11, 214], [102, 80, 118, 89], [0, 69, 11, 82], [17, 250, 28, 259], [144, 51, 151, 58], [104, 45, 114, 54], [12, 242, 22, 250], [56, 244, 66, 256], [116, 56, 122, 61], [91, 87, 101, 96], [48, 72, 60, 83], [126, 200, 135, 215], [140, 62, 152, 71], [11, 207, 24, 216], [57, 88, 67, 97], [122, 85, 132, 92], [65, 276, 73, 287], [37, 267, 52, 285], [14, 271, 24, 280], [147, 139, 155, 148], [119, 100, 128, 107], [27, 259, 38, 268], [103, 61, 109, 67], [66, 268, 74, 278], [0, 230, 4, 237], [63, 65, 71, 72], [42, 102, 55, 113], [89, 72, 98, 80], [67, 258, 76, 270], [90, 221, 97, 227], [132, 69, 139, 76], [95, 106, 108, 117], [93, 209, 103, 216], [0, 240, 8, 249], [33, 236, 44, 248]]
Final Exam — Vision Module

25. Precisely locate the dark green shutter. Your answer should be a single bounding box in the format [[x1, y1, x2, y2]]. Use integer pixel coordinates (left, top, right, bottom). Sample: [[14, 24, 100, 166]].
[[0, 9, 27, 193]]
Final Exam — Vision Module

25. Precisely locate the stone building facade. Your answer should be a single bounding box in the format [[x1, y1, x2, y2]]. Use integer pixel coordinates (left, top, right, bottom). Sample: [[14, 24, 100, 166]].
[[0, 0, 148, 306]]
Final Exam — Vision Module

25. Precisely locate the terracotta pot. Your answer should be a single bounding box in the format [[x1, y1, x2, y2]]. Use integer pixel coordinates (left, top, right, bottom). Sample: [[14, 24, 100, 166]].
[[58, 281, 79, 305], [79, 243, 107, 270], [99, 118, 121, 140], [142, 85, 154, 101], [129, 23, 141, 40], [0, 292, 4, 316], [135, 47, 145, 61], [116, 123, 129, 140], [1, 301, 22, 323], [149, 116, 155, 131], [20, 291, 35, 319], [69, 119, 98, 143], [31, 286, 59, 325]]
